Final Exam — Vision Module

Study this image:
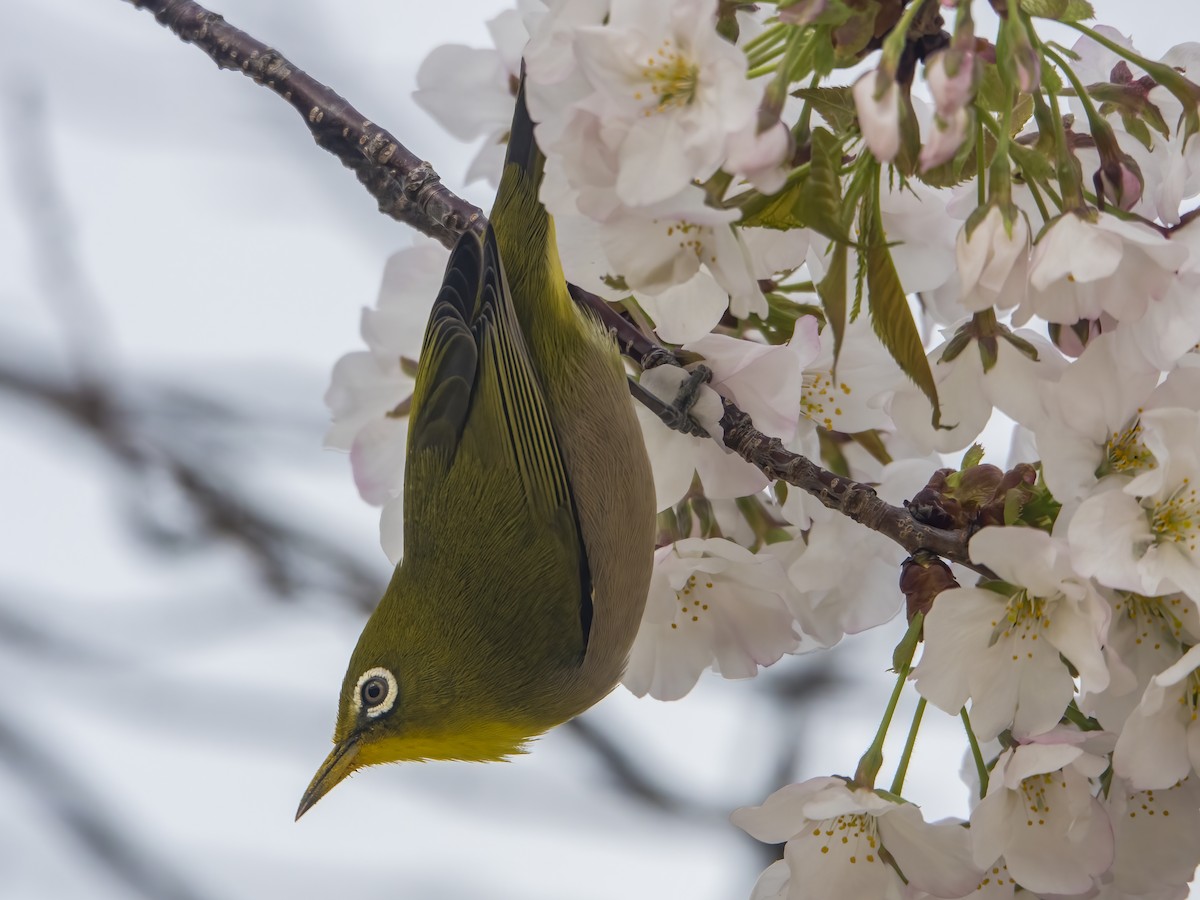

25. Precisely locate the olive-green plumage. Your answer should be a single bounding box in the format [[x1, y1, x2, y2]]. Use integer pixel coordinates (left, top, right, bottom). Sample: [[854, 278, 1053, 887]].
[[297, 78, 655, 817]]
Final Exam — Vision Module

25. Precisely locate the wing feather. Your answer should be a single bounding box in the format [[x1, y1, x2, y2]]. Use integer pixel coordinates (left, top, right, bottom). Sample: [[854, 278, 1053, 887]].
[[404, 227, 592, 650]]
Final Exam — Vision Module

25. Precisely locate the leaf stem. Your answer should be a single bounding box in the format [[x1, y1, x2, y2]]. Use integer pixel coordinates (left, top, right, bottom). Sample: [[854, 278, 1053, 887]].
[[1026, 19, 1086, 209], [1022, 172, 1053, 224], [961, 707, 989, 798], [889, 697, 926, 795], [854, 613, 923, 788], [742, 22, 786, 55]]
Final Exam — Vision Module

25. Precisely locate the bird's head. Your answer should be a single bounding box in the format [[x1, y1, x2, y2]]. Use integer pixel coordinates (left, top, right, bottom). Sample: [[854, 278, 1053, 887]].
[[295, 612, 537, 819]]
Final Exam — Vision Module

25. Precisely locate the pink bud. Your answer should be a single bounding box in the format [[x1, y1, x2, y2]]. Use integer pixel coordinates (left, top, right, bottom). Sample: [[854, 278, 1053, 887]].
[[726, 119, 792, 194], [1096, 159, 1144, 211], [1013, 37, 1040, 92], [920, 108, 969, 172], [925, 49, 976, 118], [1048, 314, 1117, 357], [852, 71, 902, 163]]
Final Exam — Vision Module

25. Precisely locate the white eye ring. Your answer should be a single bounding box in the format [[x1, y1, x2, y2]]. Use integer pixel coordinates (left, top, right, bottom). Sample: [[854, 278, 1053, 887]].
[[354, 666, 398, 719]]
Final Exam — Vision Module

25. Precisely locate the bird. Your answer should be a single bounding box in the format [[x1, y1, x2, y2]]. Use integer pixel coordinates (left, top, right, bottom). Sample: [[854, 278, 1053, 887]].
[[296, 74, 656, 819]]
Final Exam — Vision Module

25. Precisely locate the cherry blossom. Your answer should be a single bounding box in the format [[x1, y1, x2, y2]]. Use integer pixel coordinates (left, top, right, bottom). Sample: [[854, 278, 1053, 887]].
[[412, 10, 527, 185], [732, 777, 980, 900], [1069, 408, 1200, 602], [571, 0, 758, 206], [784, 460, 931, 644], [623, 537, 800, 700], [955, 205, 1030, 314], [920, 107, 970, 172], [889, 326, 1065, 455], [635, 321, 815, 509], [1016, 211, 1187, 327], [1098, 776, 1200, 898], [632, 269, 730, 343], [1080, 591, 1200, 733], [1067, 29, 1200, 226], [970, 736, 1114, 895], [1112, 642, 1200, 789], [913, 527, 1110, 741], [597, 186, 766, 316], [325, 240, 445, 561], [725, 118, 792, 194], [1033, 332, 1162, 504]]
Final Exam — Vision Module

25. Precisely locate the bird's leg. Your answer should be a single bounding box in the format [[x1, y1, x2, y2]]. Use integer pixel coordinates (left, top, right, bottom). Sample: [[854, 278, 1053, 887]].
[[631, 359, 713, 438], [670, 364, 712, 425]]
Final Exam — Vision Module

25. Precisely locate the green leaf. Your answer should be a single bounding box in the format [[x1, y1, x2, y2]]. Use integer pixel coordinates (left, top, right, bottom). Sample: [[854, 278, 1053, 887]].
[[1009, 142, 1056, 184], [851, 429, 892, 466], [976, 63, 1008, 113], [740, 128, 857, 235], [793, 86, 857, 134], [864, 197, 941, 425], [818, 241, 849, 365], [960, 444, 985, 470], [1003, 484, 1026, 526], [1020, 0, 1095, 21], [831, 2, 880, 63], [739, 181, 809, 229], [978, 63, 1045, 118], [852, 231, 867, 321], [818, 429, 851, 476], [798, 128, 854, 243], [757, 293, 823, 343], [1039, 59, 1066, 96], [812, 26, 837, 78]]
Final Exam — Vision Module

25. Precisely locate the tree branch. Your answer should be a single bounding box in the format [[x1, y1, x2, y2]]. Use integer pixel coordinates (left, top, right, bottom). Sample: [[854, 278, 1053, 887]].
[[117, 0, 978, 571], [719, 401, 972, 563], [124, 0, 479, 245]]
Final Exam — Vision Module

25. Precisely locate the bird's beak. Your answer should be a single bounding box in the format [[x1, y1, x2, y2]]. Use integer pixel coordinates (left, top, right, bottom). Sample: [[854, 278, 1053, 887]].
[[296, 735, 360, 820]]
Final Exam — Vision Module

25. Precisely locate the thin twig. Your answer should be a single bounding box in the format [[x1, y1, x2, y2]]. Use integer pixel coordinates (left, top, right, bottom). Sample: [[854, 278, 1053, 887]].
[[719, 400, 976, 567], [117, 0, 977, 570]]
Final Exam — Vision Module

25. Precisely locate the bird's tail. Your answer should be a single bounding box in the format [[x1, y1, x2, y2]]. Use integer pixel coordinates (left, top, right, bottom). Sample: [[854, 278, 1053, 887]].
[[503, 66, 544, 185], [490, 65, 565, 316]]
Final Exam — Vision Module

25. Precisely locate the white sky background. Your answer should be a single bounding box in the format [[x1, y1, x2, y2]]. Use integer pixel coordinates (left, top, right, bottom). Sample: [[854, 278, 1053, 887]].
[[0, 2, 1198, 899]]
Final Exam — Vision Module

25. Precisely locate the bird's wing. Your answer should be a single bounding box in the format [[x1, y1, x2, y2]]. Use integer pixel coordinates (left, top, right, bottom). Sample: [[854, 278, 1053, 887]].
[[406, 227, 593, 648]]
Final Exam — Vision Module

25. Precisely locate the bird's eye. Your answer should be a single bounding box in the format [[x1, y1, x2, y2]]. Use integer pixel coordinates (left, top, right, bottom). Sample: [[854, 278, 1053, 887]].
[[353, 666, 398, 718], [362, 677, 387, 705]]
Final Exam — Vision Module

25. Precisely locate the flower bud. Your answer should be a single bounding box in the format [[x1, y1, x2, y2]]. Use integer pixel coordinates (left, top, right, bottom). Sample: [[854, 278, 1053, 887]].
[[900, 552, 959, 621], [1095, 154, 1144, 212], [925, 48, 977, 119], [907, 468, 961, 530], [852, 70, 902, 163], [999, 17, 1040, 93], [1048, 314, 1116, 357], [956, 203, 1031, 312], [726, 115, 793, 194], [920, 107, 971, 172]]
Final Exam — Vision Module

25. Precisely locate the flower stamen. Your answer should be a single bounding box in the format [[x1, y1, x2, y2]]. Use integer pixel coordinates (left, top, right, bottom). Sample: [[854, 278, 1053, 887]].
[[1149, 479, 1200, 553]]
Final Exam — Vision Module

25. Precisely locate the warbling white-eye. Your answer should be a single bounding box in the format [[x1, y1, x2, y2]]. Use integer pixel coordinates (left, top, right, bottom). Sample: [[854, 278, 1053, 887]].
[[296, 76, 655, 818]]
